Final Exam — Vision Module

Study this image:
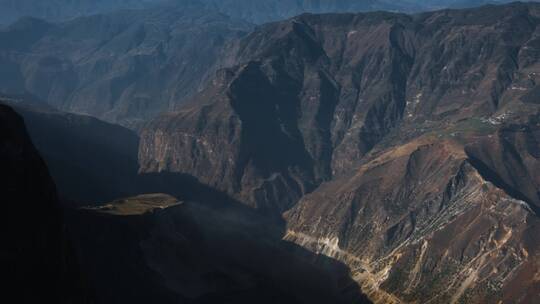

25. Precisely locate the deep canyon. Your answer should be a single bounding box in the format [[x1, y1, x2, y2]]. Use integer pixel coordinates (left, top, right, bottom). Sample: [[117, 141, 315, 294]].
[[1, 1, 540, 303]]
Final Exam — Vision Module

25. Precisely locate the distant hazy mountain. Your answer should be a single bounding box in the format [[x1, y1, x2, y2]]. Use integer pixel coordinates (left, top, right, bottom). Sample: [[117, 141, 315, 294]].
[[3, 0, 532, 26], [0, 0, 168, 25], [0, 98, 371, 304], [0, 6, 251, 128], [1, 1, 539, 128], [0, 0, 406, 25], [188, 0, 424, 23]]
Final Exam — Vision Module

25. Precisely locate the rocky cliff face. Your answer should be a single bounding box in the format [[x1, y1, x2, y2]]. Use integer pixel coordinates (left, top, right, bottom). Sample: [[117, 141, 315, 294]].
[[4, 2, 539, 303], [285, 131, 540, 303], [140, 3, 540, 302], [0, 104, 89, 302], [141, 3, 540, 212], [0, 1, 521, 129]]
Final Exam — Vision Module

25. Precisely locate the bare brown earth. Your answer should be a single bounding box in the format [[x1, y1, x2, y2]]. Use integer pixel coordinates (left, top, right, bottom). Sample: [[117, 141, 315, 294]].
[[140, 3, 540, 213], [140, 3, 540, 302], [285, 134, 540, 303]]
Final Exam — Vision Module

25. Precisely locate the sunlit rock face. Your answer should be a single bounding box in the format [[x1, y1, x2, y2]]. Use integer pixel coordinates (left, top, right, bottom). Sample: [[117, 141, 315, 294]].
[[285, 136, 540, 303], [140, 3, 540, 302]]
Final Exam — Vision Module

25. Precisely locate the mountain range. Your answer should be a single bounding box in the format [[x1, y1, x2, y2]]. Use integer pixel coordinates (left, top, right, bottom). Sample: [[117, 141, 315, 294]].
[[2, 0, 539, 26], [2, 2, 540, 304], [0, 6, 250, 128], [1, 1, 539, 128], [0, 0, 164, 25], [139, 2, 540, 302]]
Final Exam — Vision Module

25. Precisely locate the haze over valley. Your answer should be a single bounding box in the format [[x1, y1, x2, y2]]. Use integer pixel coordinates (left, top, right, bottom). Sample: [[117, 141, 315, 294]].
[[1, 1, 540, 303]]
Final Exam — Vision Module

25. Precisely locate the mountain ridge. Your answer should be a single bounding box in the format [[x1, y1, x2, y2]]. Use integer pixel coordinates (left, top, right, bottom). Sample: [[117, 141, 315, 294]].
[[139, 3, 540, 302], [141, 1, 540, 211]]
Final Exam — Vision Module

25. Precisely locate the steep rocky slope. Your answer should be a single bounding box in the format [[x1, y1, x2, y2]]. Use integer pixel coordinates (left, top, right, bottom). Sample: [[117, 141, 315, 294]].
[[141, 2, 540, 212], [0, 1, 523, 128], [0, 104, 89, 302], [67, 193, 371, 303], [2, 96, 285, 206], [0, 6, 250, 128], [285, 126, 540, 303], [140, 3, 540, 302]]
